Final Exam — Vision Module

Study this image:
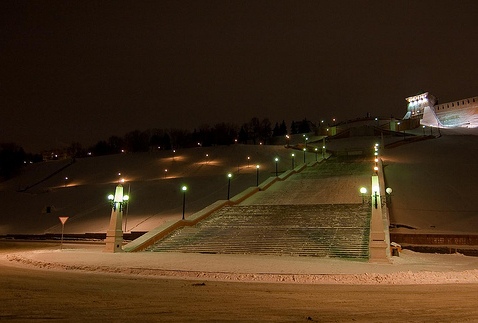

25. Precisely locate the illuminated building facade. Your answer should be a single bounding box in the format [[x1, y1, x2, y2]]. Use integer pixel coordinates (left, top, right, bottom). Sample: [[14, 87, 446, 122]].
[[404, 92, 478, 128]]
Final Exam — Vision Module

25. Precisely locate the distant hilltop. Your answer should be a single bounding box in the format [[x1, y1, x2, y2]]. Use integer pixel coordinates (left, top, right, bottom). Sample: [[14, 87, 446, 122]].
[[404, 92, 478, 128]]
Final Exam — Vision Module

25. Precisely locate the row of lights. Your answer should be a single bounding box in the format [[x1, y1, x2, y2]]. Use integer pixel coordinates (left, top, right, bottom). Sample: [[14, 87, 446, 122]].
[[109, 151, 327, 220], [359, 143, 393, 208]]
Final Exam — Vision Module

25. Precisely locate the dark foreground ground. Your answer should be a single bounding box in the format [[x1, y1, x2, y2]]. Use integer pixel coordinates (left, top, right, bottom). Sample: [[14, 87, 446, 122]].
[[1, 243, 477, 322]]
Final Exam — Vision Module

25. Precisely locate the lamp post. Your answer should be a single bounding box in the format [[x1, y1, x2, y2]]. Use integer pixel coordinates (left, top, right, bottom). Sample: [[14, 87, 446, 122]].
[[227, 173, 232, 199], [291, 153, 295, 169], [256, 165, 260, 186], [303, 148, 306, 163], [247, 156, 250, 168], [359, 187, 367, 204], [314, 147, 318, 161], [386, 187, 393, 204], [105, 184, 129, 253], [181, 185, 187, 220], [305, 137, 308, 148], [164, 169, 168, 178], [64, 176, 68, 187], [274, 157, 279, 176], [322, 145, 326, 158], [285, 134, 290, 147]]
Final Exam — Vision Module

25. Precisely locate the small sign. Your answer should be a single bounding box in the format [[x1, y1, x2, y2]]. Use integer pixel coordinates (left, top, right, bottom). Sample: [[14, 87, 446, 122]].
[[59, 217, 69, 225]]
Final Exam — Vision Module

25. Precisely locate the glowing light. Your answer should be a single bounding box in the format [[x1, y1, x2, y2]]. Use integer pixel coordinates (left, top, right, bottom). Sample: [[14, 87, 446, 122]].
[[107, 194, 114, 201], [182, 185, 187, 192], [227, 173, 232, 178], [123, 195, 129, 201], [386, 187, 393, 195], [406, 92, 428, 103], [360, 187, 367, 194]]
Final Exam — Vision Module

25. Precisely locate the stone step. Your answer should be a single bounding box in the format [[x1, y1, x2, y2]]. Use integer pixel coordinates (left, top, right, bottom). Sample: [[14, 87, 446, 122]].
[[147, 203, 371, 259]]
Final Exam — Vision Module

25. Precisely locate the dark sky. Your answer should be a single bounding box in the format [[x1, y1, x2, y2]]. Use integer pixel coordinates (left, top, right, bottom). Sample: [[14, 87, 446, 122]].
[[2, 1, 478, 152]]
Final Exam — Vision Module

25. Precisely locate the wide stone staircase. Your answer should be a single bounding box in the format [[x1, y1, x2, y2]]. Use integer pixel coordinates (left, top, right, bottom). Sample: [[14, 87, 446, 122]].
[[146, 204, 371, 259]]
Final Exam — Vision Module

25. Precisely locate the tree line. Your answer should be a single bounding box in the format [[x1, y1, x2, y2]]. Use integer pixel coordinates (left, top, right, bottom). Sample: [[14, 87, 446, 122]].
[[0, 117, 316, 180], [72, 117, 314, 157]]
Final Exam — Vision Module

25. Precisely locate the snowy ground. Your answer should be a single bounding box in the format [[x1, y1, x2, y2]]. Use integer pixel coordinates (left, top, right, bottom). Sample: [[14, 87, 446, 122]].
[[2, 241, 478, 285]]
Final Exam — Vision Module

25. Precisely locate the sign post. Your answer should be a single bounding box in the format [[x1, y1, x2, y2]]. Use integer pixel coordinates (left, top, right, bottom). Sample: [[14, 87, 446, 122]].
[[58, 217, 69, 250]]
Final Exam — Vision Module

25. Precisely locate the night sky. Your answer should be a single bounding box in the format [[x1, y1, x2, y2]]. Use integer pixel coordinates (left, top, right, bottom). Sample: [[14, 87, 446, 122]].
[[2, 1, 478, 152]]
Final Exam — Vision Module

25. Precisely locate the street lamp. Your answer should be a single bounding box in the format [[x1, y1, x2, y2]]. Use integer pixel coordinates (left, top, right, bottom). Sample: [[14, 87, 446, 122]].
[[305, 136, 308, 148], [227, 173, 232, 199], [285, 134, 290, 147], [107, 188, 129, 212], [247, 156, 250, 168], [291, 153, 295, 169], [64, 176, 68, 187], [105, 183, 129, 253], [256, 165, 260, 186], [314, 147, 318, 161], [322, 145, 326, 158], [386, 187, 393, 204], [303, 148, 306, 163], [274, 157, 279, 176], [360, 187, 367, 204], [164, 169, 168, 178], [181, 185, 187, 220]]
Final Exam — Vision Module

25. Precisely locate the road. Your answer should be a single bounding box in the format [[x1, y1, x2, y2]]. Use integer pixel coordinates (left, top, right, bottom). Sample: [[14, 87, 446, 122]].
[[1, 260, 477, 322]]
